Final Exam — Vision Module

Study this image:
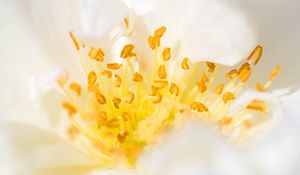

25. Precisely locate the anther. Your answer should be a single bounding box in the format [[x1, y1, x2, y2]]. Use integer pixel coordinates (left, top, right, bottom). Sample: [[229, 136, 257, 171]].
[[69, 82, 81, 96], [162, 48, 171, 61], [95, 90, 106, 105], [113, 97, 121, 108], [238, 63, 251, 83], [222, 92, 235, 104], [214, 83, 224, 95], [133, 72, 143, 82], [114, 74, 122, 88], [158, 65, 167, 79], [121, 44, 135, 59], [190, 102, 208, 112], [181, 57, 190, 70], [101, 70, 112, 79], [247, 45, 263, 66], [152, 93, 162, 104], [169, 83, 179, 96], [206, 62, 216, 72], [246, 99, 267, 113], [62, 102, 77, 117], [88, 47, 105, 61], [226, 69, 237, 79], [88, 71, 97, 91], [107, 63, 122, 70], [127, 92, 135, 104], [217, 117, 232, 126]]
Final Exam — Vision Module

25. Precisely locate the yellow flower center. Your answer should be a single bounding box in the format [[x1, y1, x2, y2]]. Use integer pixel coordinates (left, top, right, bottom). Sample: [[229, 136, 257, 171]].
[[58, 22, 280, 167]]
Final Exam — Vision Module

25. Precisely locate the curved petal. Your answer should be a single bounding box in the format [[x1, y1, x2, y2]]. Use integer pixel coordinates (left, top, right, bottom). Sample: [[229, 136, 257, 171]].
[[129, 0, 256, 66], [243, 89, 300, 174], [137, 120, 253, 175], [2, 122, 98, 175]]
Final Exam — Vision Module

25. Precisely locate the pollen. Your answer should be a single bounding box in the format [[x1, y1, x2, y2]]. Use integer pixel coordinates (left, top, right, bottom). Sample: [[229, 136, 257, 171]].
[[60, 25, 281, 167]]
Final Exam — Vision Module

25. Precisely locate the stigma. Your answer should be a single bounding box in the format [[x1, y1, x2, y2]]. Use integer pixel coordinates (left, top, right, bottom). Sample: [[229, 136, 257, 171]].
[[60, 27, 280, 167]]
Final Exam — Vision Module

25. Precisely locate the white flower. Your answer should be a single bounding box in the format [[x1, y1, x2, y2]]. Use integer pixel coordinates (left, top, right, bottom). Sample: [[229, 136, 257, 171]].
[[1, 0, 300, 175]]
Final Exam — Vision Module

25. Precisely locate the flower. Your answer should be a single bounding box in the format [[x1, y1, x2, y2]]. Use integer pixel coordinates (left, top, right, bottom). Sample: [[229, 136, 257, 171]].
[[1, 0, 300, 175]]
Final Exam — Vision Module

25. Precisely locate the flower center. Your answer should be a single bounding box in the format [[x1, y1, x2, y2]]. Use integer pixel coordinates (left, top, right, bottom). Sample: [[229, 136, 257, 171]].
[[59, 23, 280, 167]]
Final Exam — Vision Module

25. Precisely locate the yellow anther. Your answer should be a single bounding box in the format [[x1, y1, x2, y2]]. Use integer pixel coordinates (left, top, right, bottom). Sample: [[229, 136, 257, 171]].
[[197, 82, 207, 93], [113, 97, 122, 108], [114, 74, 122, 88], [206, 62, 216, 72], [256, 83, 268, 92], [190, 102, 208, 112], [217, 117, 232, 126], [214, 83, 224, 95], [69, 82, 81, 96], [148, 26, 166, 50], [88, 71, 97, 91], [181, 57, 190, 70], [57, 72, 69, 86], [162, 47, 171, 61], [101, 70, 112, 79], [169, 83, 179, 96], [95, 90, 106, 105], [154, 80, 168, 89], [97, 111, 109, 126], [148, 35, 160, 50], [151, 86, 160, 96], [88, 47, 105, 62], [124, 17, 129, 29], [107, 63, 122, 70], [226, 69, 237, 79], [158, 65, 167, 79], [127, 91, 135, 104], [121, 44, 136, 59], [238, 63, 251, 83], [62, 102, 77, 117], [243, 120, 252, 128], [247, 45, 263, 66], [152, 93, 162, 104], [222, 92, 235, 104], [246, 99, 267, 113], [269, 65, 281, 81], [69, 31, 80, 51], [154, 26, 166, 37], [133, 72, 143, 82], [200, 73, 209, 83]]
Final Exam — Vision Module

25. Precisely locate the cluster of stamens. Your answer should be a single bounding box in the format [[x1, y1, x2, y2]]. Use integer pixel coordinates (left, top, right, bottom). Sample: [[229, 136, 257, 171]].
[[59, 23, 280, 167]]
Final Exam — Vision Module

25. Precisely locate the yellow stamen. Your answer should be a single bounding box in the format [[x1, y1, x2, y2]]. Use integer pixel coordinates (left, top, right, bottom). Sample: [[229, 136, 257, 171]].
[[190, 102, 209, 112], [114, 74, 122, 88], [158, 65, 167, 79], [88, 47, 105, 61], [62, 102, 77, 117], [107, 63, 122, 70], [121, 44, 136, 59], [69, 82, 81, 96], [214, 83, 224, 95], [222, 92, 235, 104], [101, 70, 113, 79], [88, 71, 97, 91], [133, 72, 143, 82], [169, 83, 179, 96], [181, 57, 190, 70], [206, 62, 215, 72], [162, 47, 171, 61], [246, 99, 267, 113], [247, 45, 263, 66], [113, 97, 121, 108]]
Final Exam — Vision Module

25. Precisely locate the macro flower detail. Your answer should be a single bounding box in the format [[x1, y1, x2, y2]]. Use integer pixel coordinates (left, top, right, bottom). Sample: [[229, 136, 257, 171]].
[[59, 23, 280, 167]]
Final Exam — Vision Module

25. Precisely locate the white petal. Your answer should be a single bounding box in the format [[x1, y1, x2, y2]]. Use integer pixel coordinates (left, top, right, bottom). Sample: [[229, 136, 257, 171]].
[[129, 0, 256, 66], [2, 122, 98, 174], [243, 89, 300, 174], [137, 120, 252, 175]]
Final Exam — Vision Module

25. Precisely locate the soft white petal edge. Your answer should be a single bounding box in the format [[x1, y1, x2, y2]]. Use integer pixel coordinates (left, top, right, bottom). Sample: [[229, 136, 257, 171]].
[[127, 0, 257, 66]]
